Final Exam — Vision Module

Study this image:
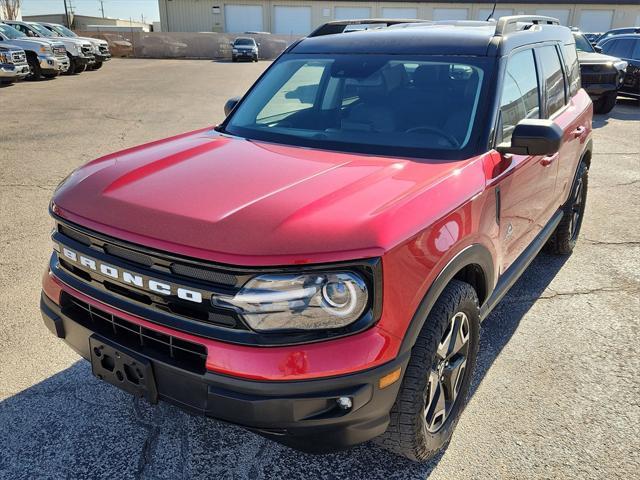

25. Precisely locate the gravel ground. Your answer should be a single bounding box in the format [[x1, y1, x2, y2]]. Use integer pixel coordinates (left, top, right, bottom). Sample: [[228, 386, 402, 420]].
[[0, 59, 639, 480]]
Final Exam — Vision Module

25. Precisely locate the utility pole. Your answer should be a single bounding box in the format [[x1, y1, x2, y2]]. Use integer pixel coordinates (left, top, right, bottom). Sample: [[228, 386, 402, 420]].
[[98, 0, 105, 18], [63, 0, 70, 27]]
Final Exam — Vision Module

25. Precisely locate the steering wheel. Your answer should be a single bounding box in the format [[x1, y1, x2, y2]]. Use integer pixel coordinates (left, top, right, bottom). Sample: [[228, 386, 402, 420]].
[[404, 126, 460, 149]]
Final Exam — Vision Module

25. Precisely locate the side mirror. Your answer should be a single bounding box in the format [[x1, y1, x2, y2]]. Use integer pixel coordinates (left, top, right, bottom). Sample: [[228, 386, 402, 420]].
[[224, 96, 241, 116], [257, 43, 261, 47], [229, 41, 234, 46], [497, 119, 563, 156], [594, 45, 602, 53]]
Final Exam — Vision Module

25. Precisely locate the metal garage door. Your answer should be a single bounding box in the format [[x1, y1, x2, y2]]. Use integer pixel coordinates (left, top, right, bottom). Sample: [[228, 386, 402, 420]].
[[274, 6, 311, 35], [536, 9, 570, 26], [477, 8, 513, 21], [579, 10, 614, 32], [433, 8, 469, 21], [381, 7, 418, 19], [225, 5, 263, 33], [334, 7, 372, 20]]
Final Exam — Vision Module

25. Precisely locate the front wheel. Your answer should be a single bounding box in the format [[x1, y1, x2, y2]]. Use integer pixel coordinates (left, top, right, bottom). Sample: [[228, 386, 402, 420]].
[[27, 55, 42, 80], [377, 280, 480, 462]]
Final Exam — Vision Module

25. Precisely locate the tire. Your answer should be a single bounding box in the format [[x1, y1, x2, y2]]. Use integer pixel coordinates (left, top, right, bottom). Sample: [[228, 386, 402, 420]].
[[75, 63, 87, 73], [92, 62, 103, 70], [42, 73, 58, 79], [546, 162, 589, 255], [232, 57, 237, 63], [377, 280, 480, 462], [593, 91, 617, 114], [26, 54, 42, 81]]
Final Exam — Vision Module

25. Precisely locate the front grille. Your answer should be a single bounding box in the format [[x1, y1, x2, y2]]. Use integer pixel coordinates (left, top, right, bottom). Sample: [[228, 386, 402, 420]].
[[11, 51, 26, 64], [580, 65, 618, 85], [53, 46, 66, 57], [61, 293, 207, 374], [81, 45, 93, 56], [99, 44, 109, 54], [55, 221, 244, 330]]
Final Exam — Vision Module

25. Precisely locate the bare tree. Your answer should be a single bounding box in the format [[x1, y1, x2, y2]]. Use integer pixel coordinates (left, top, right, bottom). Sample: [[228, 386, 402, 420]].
[[0, 0, 21, 20]]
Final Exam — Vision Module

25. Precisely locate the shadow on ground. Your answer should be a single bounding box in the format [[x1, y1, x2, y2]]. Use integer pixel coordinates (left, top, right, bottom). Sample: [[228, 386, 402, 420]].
[[593, 98, 640, 128], [0, 253, 567, 480]]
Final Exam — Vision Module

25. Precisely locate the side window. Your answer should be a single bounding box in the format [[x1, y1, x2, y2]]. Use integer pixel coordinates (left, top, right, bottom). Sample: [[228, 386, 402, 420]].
[[256, 63, 325, 122], [606, 39, 634, 59], [562, 43, 581, 97], [632, 39, 640, 61], [499, 49, 540, 143], [537, 45, 566, 117]]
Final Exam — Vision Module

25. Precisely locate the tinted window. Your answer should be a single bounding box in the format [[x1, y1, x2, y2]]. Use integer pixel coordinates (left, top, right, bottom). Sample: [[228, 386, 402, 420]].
[[563, 43, 581, 97], [499, 49, 539, 143], [226, 55, 488, 159], [573, 33, 594, 53], [538, 46, 566, 116], [604, 39, 634, 58], [632, 39, 640, 60]]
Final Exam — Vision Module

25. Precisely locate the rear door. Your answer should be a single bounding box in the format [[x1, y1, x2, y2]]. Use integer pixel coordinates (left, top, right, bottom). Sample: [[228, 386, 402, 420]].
[[494, 48, 558, 273]]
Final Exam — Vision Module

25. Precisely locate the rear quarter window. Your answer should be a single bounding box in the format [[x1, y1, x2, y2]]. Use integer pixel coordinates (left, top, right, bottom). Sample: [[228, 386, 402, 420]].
[[562, 43, 581, 97]]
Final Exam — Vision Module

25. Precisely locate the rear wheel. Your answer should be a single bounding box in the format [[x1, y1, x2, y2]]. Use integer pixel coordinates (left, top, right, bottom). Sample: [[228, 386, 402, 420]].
[[92, 62, 103, 70], [546, 161, 589, 255], [377, 280, 480, 462], [594, 91, 617, 114]]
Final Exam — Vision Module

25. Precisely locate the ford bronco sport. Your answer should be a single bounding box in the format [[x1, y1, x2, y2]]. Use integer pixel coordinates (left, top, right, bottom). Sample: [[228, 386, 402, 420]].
[[42, 17, 592, 462]]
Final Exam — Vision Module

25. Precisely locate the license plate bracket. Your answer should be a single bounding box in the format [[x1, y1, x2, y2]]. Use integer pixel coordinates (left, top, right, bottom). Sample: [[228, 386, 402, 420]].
[[89, 334, 158, 404]]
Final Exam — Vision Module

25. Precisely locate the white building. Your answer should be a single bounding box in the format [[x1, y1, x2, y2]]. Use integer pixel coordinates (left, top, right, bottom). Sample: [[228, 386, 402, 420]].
[[158, 0, 640, 34]]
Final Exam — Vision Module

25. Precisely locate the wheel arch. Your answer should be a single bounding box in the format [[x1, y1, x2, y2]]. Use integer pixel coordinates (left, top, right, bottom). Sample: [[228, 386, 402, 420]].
[[398, 243, 495, 355]]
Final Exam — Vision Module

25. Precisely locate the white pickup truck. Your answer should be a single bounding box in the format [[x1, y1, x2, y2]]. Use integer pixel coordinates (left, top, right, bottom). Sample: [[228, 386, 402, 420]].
[[38, 22, 111, 71], [0, 23, 69, 79], [4, 20, 94, 74]]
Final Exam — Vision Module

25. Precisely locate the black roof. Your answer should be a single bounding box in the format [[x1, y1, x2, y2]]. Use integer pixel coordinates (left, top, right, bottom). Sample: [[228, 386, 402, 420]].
[[292, 19, 575, 57]]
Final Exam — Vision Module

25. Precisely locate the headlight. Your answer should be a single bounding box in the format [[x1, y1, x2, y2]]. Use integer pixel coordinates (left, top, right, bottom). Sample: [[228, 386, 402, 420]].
[[0, 52, 8, 63], [39, 45, 52, 54], [612, 60, 628, 71], [212, 272, 368, 332], [232, 48, 238, 53]]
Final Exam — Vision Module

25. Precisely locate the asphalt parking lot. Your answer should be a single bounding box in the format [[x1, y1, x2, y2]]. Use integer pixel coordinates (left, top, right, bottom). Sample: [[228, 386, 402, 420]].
[[1, 58, 639, 480]]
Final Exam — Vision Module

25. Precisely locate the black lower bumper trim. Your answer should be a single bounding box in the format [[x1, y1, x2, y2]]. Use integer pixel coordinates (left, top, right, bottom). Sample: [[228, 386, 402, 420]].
[[40, 292, 408, 452]]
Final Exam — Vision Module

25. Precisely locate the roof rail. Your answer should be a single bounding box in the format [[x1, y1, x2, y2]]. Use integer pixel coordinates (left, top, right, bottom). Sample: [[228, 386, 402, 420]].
[[494, 15, 560, 36], [308, 18, 429, 38]]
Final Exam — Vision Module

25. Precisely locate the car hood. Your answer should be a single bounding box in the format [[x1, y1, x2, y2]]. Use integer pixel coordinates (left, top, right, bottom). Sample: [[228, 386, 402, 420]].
[[577, 51, 621, 64], [78, 36, 108, 47], [53, 129, 485, 265]]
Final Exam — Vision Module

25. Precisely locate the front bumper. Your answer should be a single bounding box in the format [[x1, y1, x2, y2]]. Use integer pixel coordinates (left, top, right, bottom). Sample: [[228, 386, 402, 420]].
[[0, 63, 29, 80], [41, 291, 407, 452], [94, 52, 111, 62], [39, 55, 70, 74]]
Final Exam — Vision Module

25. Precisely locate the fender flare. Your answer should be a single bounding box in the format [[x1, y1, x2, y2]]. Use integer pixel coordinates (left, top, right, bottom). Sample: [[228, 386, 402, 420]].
[[398, 243, 495, 355]]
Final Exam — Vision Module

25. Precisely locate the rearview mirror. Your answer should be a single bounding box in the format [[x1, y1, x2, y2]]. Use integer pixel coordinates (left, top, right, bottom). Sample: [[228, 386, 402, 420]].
[[497, 119, 563, 156], [594, 45, 602, 53], [224, 96, 241, 116]]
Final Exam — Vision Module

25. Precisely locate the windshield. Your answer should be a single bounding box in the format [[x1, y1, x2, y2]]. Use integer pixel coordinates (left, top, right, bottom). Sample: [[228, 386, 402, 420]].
[[28, 23, 56, 37], [50, 24, 77, 37], [225, 55, 488, 159], [0, 24, 26, 39], [234, 38, 255, 46], [573, 33, 594, 52]]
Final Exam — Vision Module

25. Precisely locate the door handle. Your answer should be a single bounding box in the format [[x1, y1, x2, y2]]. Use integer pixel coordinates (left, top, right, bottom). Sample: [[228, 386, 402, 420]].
[[572, 126, 586, 139], [541, 153, 559, 166]]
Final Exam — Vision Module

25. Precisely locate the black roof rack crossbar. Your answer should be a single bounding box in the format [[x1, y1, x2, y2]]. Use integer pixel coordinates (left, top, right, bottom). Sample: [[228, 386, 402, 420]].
[[308, 18, 429, 38], [494, 15, 560, 36]]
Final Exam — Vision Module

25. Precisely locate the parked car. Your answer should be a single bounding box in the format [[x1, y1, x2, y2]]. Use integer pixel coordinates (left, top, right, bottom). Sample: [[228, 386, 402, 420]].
[[573, 31, 627, 113], [43, 16, 593, 463], [4, 20, 94, 74], [37, 22, 111, 70], [598, 34, 640, 100], [583, 32, 602, 45], [596, 27, 640, 47], [0, 44, 30, 85], [231, 37, 259, 62], [0, 23, 69, 79]]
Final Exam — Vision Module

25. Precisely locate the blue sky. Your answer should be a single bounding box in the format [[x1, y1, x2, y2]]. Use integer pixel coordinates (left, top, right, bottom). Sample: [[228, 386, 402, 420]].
[[22, 0, 160, 23]]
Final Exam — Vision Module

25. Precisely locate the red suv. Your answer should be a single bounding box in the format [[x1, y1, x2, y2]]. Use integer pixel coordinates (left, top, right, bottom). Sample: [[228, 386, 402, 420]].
[[41, 17, 592, 462]]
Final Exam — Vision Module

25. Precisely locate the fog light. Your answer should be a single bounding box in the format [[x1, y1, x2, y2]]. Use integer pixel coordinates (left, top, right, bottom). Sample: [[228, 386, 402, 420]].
[[336, 396, 352, 410]]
